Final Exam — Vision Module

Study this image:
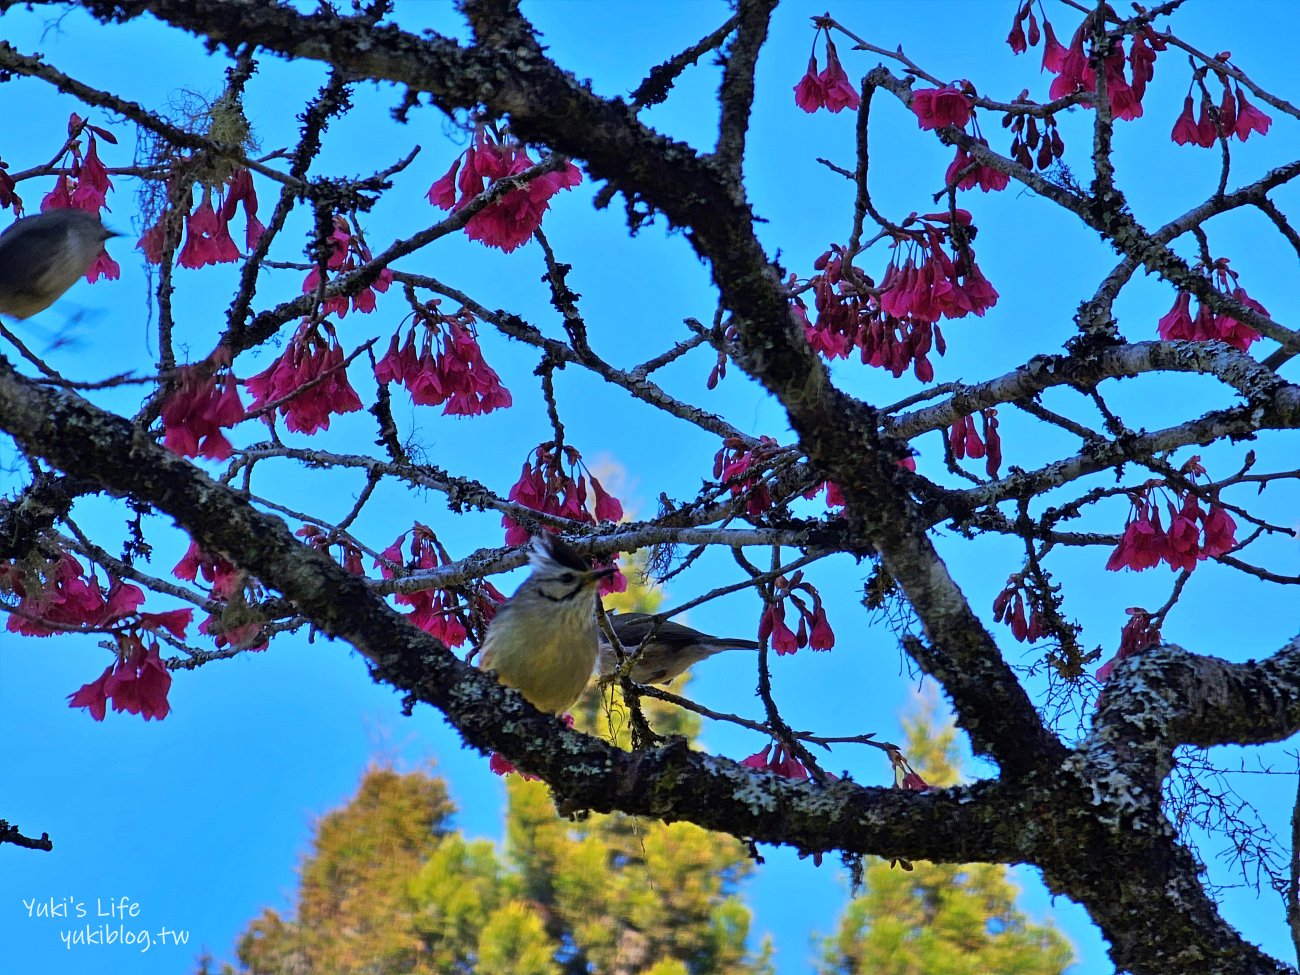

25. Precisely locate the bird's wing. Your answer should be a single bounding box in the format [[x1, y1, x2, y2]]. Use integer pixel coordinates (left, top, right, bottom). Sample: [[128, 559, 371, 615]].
[[0, 224, 62, 295], [608, 612, 758, 650]]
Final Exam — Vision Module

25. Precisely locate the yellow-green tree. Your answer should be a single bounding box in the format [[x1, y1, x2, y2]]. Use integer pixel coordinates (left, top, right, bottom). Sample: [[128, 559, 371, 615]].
[[228, 767, 457, 974], [220, 562, 771, 975], [817, 702, 1073, 975], [217, 569, 1068, 975]]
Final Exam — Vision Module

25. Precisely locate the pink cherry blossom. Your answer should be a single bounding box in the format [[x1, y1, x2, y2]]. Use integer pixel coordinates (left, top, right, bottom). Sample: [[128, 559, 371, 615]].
[[740, 742, 811, 781], [1095, 608, 1162, 683], [173, 540, 242, 599], [818, 39, 860, 113], [808, 605, 835, 650], [1233, 87, 1272, 141], [1157, 292, 1195, 339], [427, 127, 582, 252], [161, 360, 245, 460], [68, 634, 172, 721], [910, 86, 972, 131], [500, 442, 624, 549], [245, 327, 363, 435], [1106, 498, 1169, 572], [1041, 21, 1069, 74], [945, 142, 1010, 192], [1199, 504, 1237, 557], [793, 56, 826, 113]]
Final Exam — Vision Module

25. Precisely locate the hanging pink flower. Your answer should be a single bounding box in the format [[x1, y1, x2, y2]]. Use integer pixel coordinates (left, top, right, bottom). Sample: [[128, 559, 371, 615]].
[[427, 126, 582, 252], [161, 354, 245, 460], [501, 443, 626, 592], [245, 326, 363, 435], [910, 86, 973, 130], [68, 633, 172, 721]]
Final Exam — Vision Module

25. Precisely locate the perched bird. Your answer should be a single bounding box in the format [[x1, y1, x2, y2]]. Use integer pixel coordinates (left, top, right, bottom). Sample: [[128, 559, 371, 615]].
[[599, 612, 760, 685], [0, 209, 117, 319], [478, 535, 616, 714]]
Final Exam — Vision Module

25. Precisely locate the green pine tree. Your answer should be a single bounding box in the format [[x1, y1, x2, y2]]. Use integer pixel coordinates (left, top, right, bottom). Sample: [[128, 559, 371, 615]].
[[817, 698, 1073, 975]]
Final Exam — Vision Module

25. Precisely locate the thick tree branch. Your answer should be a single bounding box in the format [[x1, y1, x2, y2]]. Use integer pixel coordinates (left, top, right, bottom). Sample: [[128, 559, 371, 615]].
[[887, 342, 1298, 442], [0, 353, 1025, 865], [713, 0, 773, 174], [1097, 641, 1300, 751]]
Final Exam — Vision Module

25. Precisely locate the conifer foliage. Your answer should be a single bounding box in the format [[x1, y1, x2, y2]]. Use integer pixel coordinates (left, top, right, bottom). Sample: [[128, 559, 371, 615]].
[[818, 704, 1072, 975]]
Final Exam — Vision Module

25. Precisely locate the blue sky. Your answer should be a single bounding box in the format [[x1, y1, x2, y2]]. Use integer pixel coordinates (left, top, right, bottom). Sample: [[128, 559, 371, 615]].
[[1, 1, 1298, 973]]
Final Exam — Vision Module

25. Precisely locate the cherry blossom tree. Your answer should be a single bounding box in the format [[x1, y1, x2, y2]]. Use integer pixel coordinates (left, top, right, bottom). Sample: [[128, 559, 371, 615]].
[[1, 2, 1299, 974]]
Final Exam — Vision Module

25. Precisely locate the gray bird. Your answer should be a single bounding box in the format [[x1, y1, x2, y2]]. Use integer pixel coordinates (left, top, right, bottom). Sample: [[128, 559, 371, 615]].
[[0, 209, 117, 319], [600, 612, 760, 685]]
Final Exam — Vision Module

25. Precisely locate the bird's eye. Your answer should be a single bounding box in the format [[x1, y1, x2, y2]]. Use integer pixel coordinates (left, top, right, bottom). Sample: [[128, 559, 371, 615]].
[[558, 572, 576, 584]]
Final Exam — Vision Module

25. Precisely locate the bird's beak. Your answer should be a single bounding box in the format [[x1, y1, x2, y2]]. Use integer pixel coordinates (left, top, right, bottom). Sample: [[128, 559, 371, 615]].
[[591, 565, 618, 581]]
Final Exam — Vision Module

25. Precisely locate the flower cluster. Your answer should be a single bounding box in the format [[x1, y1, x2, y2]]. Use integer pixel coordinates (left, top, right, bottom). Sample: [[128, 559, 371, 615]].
[[945, 139, 1010, 193], [992, 575, 1047, 644], [878, 225, 998, 326], [40, 114, 121, 282], [758, 571, 835, 655], [798, 255, 855, 360], [740, 741, 812, 781], [3, 553, 143, 636], [713, 435, 785, 516], [1156, 258, 1269, 352], [375, 300, 512, 417], [1171, 83, 1271, 147], [41, 114, 116, 215], [1018, 7, 1164, 120], [1004, 0, 1042, 54], [910, 86, 973, 131], [197, 613, 268, 652], [161, 352, 245, 461], [948, 407, 1002, 477], [376, 525, 505, 647], [801, 225, 994, 384], [301, 215, 394, 317], [0, 548, 185, 722], [245, 323, 363, 435], [909, 84, 1011, 192], [1105, 459, 1237, 573], [705, 320, 743, 390], [67, 631, 174, 721], [380, 529, 465, 647], [174, 540, 242, 600], [427, 125, 582, 253], [296, 525, 365, 576], [941, 20, 1075, 174], [890, 750, 930, 791], [1095, 608, 1162, 683], [792, 22, 860, 114], [140, 168, 265, 269], [503, 444, 624, 593], [1004, 98, 1065, 172], [174, 540, 266, 650], [504, 443, 624, 542], [818, 269, 949, 378]]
